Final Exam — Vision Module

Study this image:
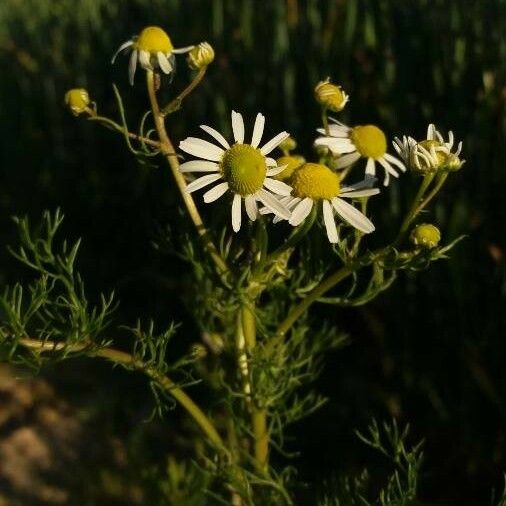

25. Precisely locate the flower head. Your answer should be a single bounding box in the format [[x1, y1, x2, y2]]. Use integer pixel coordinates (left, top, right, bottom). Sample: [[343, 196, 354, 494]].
[[274, 155, 305, 181], [314, 119, 406, 186], [314, 79, 349, 112], [266, 163, 379, 243], [410, 223, 441, 249], [179, 111, 293, 232], [187, 42, 215, 70], [111, 26, 194, 85], [64, 88, 90, 116], [393, 124, 464, 174]]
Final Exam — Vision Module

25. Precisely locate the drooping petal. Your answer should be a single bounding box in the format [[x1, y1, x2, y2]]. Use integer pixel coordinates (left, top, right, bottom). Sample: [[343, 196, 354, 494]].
[[263, 178, 292, 196], [289, 198, 314, 226], [260, 131, 289, 155], [128, 49, 138, 86], [339, 188, 380, 198], [231, 111, 245, 144], [179, 137, 225, 161], [185, 173, 222, 193], [231, 194, 242, 232], [244, 195, 258, 221], [203, 182, 229, 203], [111, 40, 133, 63], [199, 125, 230, 149], [251, 113, 265, 148], [384, 153, 407, 172], [157, 52, 173, 74], [180, 160, 220, 173], [332, 198, 375, 233], [334, 151, 361, 169], [365, 157, 376, 176], [138, 49, 151, 69], [323, 200, 339, 243], [256, 190, 291, 220]]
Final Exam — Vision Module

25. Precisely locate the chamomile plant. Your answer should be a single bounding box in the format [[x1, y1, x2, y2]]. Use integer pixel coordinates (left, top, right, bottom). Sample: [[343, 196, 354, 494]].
[[0, 24, 465, 506]]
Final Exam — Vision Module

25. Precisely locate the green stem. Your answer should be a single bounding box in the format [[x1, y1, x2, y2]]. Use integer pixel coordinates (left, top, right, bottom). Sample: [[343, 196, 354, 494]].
[[321, 107, 330, 136], [241, 302, 269, 471], [145, 70, 228, 276], [18, 337, 226, 453], [161, 67, 207, 116]]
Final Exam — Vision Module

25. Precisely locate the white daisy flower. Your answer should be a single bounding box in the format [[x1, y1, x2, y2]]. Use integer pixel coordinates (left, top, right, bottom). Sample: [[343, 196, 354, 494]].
[[111, 26, 194, 85], [393, 124, 464, 173], [265, 163, 379, 244], [178, 111, 293, 232], [314, 119, 406, 186]]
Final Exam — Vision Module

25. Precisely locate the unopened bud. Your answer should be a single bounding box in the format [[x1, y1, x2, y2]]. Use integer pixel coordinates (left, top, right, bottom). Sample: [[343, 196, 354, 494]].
[[410, 223, 441, 249], [187, 42, 215, 70], [64, 88, 90, 116], [278, 136, 297, 152], [314, 79, 349, 112]]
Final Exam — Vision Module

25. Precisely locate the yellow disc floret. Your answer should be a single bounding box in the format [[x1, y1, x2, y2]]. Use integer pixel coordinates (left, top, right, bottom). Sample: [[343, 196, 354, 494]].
[[290, 163, 340, 200], [135, 26, 173, 54], [275, 155, 305, 181], [64, 88, 90, 116], [350, 125, 387, 159], [221, 144, 267, 196]]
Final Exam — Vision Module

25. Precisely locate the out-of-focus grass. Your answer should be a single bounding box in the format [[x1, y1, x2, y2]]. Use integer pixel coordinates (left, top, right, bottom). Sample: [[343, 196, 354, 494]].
[[1, 0, 505, 504]]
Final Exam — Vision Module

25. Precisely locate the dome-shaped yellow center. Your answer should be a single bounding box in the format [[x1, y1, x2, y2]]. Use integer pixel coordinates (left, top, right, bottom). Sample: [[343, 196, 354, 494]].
[[64, 88, 90, 115], [274, 155, 305, 181], [290, 163, 340, 200], [350, 125, 387, 159], [221, 144, 266, 196], [135, 26, 173, 53]]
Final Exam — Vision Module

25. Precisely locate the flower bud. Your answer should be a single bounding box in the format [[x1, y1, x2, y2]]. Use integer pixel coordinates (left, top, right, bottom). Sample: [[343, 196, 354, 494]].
[[278, 136, 297, 153], [64, 88, 90, 116], [190, 343, 207, 360], [187, 42, 215, 70], [314, 79, 349, 112], [410, 223, 441, 249], [274, 155, 305, 181]]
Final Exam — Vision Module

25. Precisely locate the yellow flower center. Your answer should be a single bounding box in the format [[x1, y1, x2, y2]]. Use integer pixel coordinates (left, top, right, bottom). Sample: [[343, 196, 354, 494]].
[[290, 163, 340, 200], [135, 26, 173, 54], [350, 125, 387, 159], [274, 155, 305, 181], [64, 88, 90, 115], [221, 144, 266, 196]]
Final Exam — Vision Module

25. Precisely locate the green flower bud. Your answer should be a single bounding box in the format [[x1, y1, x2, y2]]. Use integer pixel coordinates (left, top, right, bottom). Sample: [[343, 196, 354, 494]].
[[314, 79, 349, 112], [187, 42, 215, 70], [410, 223, 441, 249]]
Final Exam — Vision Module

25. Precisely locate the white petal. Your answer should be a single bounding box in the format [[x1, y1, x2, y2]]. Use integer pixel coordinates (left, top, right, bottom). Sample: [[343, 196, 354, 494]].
[[378, 158, 399, 183], [251, 113, 265, 148], [323, 200, 339, 243], [334, 151, 361, 169], [231, 194, 242, 232], [314, 137, 356, 154], [180, 160, 220, 173], [203, 182, 229, 203], [266, 164, 287, 176], [111, 40, 133, 63], [384, 153, 407, 172], [365, 157, 376, 176], [128, 49, 138, 86], [260, 131, 289, 155], [265, 157, 277, 167], [289, 198, 313, 226], [244, 196, 258, 221], [263, 178, 292, 196], [157, 52, 173, 74], [231, 111, 245, 144], [447, 130, 454, 149], [179, 137, 225, 161], [316, 125, 350, 137], [139, 49, 151, 69], [185, 173, 222, 193], [199, 125, 230, 149], [332, 198, 375, 233], [257, 190, 291, 220], [427, 124, 436, 140], [341, 176, 377, 192], [340, 188, 380, 198], [172, 45, 194, 54]]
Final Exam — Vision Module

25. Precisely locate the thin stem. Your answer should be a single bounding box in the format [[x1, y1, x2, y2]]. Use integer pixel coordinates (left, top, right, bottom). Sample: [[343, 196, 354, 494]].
[[18, 337, 226, 453], [241, 303, 269, 471], [85, 108, 161, 149], [145, 70, 228, 275], [321, 107, 330, 136], [161, 67, 207, 116]]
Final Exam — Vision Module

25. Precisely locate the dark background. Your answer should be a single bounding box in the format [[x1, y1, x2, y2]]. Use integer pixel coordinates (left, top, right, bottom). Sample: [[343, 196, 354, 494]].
[[1, 0, 505, 504]]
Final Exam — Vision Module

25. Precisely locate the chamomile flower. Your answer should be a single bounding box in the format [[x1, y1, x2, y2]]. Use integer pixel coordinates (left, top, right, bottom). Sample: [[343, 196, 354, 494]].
[[393, 124, 464, 174], [111, 26, 194, 85], [268, 163, 379, 243], [314, 119, 406, 186], [178, 111, 293, 232]]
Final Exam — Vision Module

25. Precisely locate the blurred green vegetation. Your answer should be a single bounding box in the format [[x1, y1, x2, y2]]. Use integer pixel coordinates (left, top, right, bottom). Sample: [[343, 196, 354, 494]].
[[1, 0, 505, 504]]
